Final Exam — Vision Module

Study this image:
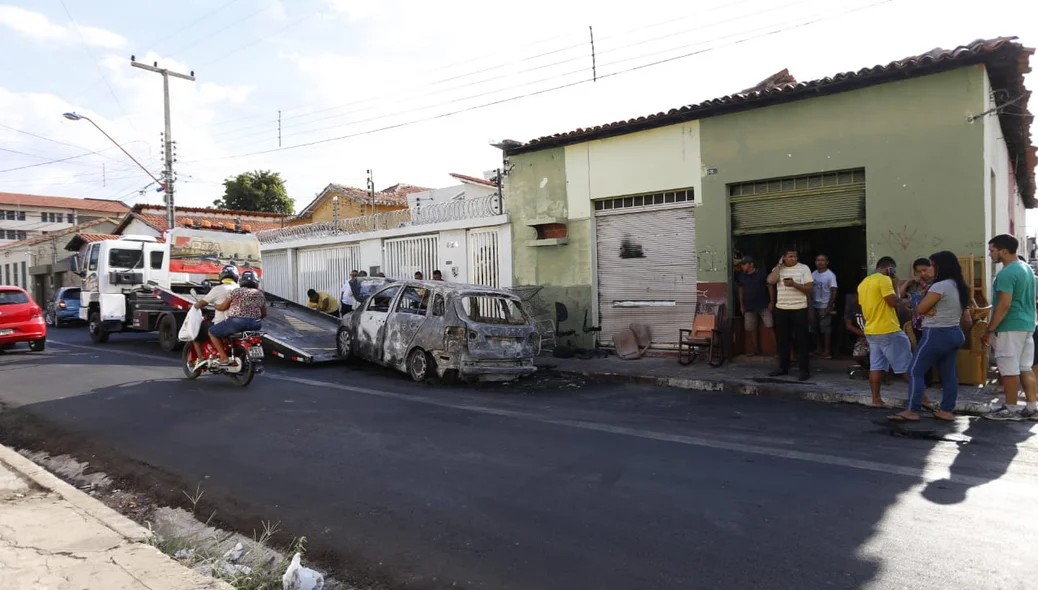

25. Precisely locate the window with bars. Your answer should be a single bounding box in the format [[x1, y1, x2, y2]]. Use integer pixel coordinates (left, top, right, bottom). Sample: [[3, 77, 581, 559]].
[[593, 188, 694, 212]]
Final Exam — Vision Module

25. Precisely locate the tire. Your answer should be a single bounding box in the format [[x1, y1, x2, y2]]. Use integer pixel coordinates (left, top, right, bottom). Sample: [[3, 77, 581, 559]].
[[227, 344, 257, 387], [181, 344, 202, 380], [44, 311, 55, 326], [336, 327, 353, 361], [28, 338, 46, 352], [88, 311, 109, 344], [407, 348, 432, 382], [158, 314, 182, 353]]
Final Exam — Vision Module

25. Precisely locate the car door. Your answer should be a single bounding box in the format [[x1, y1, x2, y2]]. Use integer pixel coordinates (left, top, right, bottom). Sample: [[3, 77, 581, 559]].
[[381, 285, 432, 369], [354, 285, 401, 363]]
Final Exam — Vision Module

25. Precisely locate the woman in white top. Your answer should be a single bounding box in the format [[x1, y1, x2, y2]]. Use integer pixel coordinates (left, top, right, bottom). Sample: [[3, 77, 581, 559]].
[[890, 251, 971, 423]]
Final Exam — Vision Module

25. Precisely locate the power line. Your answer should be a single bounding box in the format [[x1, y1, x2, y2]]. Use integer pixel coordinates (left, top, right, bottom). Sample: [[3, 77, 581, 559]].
[[197, 11, 316, 69], [163, 0, 280, 60], [0, 143, 162, 175], [0, 122, 153, 172], [190, 0, 895, 163], [147, 0, 244, 50], [57, 0, 141, 137]]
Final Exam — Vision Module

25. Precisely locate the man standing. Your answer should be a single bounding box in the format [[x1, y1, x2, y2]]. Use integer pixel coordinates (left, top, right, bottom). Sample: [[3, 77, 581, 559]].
[[982, 235, 1038, 420], [767, 248, 813, 380], [857, 257, 912, 407], [340, 269, 359, 315], [810, 254, 838, 359], [735, 256, 775, 356]]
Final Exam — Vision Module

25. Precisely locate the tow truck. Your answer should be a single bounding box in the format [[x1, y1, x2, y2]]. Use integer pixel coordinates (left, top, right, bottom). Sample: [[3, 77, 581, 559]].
[[68, 223, 339, 363]]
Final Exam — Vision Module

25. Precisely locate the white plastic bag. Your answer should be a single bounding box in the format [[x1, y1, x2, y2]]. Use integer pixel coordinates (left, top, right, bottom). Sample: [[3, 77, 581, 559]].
[[282, 552, 324, 590], [178, 306, 201, 342]]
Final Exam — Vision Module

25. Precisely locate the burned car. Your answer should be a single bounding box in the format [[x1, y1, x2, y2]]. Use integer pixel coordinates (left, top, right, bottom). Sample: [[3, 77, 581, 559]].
[[335, 280, 538, 382]]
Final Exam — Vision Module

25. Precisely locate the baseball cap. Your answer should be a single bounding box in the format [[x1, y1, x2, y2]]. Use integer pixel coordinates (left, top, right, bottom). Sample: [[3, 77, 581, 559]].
[[741, 256, 755, 264]]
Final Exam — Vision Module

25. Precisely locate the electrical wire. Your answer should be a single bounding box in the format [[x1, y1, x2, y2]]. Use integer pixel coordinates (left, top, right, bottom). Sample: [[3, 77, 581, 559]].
[[197, 11, 317, 70], [0, 122, 152, 173], [188, 0, 895, 163], [147, 0, 244, 50], [163, 0, 281, 60]]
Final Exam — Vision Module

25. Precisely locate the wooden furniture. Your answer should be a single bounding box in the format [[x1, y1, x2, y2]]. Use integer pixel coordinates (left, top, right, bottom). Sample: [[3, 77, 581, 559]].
[[679, 314, 724, 367], [957, 320, 989, 386]]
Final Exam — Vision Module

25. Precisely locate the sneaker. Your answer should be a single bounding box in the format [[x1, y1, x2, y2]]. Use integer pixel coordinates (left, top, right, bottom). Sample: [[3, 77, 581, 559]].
[[984, 405, 1023, 421], [1020, 407, 1038, 421]]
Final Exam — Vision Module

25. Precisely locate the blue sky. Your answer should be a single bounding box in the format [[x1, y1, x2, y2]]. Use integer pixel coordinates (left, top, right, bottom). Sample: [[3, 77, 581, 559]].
[[0, 0, 1035, 219]]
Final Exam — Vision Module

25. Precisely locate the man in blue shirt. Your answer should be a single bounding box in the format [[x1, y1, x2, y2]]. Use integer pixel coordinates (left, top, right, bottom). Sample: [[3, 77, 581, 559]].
[[983, 234, 1038, 420], [735, 256, 775, 356]]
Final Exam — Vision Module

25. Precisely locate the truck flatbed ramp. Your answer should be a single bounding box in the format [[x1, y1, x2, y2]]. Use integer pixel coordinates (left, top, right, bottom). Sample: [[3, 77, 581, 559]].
[[262, 293, 340, 363]]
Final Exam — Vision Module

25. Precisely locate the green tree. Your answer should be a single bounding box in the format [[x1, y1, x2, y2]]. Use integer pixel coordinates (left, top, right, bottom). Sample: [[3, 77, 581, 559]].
[[213, 170, 294, 214]]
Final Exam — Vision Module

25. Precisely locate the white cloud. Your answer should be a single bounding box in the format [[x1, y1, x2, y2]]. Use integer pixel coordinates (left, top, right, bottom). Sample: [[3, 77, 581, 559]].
[[323, 0, 384, 22], [0, 5, 126, 49]]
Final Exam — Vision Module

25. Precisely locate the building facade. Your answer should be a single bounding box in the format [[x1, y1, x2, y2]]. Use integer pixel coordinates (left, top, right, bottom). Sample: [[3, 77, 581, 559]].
[[500, 37, 1036, 348], [0, 192, 129, 246], [291, 182, 429, 226]]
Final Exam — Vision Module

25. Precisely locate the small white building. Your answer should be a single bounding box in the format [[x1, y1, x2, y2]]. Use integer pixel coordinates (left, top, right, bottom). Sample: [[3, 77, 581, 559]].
[[0, 192, 129, 246]]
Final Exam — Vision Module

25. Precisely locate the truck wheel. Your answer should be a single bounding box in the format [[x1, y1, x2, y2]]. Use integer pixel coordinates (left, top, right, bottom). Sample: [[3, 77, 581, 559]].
[[158, 314, 182, 353], [28, 338, 46, 352], [89, 311, 109, 344]]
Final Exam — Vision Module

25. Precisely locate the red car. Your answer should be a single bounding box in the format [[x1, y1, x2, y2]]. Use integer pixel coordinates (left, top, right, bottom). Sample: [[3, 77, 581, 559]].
[[0, 286, 46, 352]]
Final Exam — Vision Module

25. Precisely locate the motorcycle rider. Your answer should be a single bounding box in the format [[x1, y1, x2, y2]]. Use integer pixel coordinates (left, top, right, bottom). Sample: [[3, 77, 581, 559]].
[[209, 270, 267, 366], [190, 265, 239, 368]]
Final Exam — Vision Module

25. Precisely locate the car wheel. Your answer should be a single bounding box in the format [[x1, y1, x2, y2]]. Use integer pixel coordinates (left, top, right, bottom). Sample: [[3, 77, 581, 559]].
[[336, 328, 353, 361], [44, 311, 55, 326], [28, 338, 46, 352], [88, 311, 109, 344], [407, 348, 432, 382]]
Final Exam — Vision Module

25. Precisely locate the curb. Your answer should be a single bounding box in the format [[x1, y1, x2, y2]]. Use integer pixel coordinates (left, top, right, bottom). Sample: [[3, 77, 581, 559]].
[[0, 443, 151, 542], [543, 368, 993, 416]]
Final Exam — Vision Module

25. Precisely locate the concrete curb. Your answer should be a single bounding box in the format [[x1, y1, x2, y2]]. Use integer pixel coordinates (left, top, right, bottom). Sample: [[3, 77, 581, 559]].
[[543, 368, 994, 416], [0, 443, 151, 542]]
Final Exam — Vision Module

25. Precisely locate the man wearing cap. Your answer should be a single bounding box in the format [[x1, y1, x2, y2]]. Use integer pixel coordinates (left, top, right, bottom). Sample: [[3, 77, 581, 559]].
[[735, 256, 775, 356]]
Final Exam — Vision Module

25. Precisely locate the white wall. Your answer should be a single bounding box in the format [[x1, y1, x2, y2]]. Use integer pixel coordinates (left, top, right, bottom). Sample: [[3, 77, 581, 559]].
[[439, 229, 468, 282], [360, 239, 382, 275], [407, 182, 497, 209], [982, 66, 1016, 287], [564, 121, 703, 221], [121, 218, 162, 238]]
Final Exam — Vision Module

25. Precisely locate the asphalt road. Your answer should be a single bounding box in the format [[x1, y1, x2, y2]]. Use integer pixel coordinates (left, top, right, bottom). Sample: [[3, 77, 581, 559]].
[[1, 328, 1036, 590]]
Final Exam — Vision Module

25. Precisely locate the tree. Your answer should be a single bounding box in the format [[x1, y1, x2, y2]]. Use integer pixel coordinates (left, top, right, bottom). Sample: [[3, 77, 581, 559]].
[[213, 170, 294, 214]]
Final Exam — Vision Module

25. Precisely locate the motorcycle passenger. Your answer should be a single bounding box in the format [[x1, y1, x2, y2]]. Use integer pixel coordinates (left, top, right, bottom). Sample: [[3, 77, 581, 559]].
[[190, 266, 239, 367], [209, 270, 267, 365]]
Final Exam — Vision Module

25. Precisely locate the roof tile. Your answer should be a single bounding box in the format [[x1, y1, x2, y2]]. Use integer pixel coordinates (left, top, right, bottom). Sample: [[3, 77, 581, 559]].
[[0, 192, 129, 214]]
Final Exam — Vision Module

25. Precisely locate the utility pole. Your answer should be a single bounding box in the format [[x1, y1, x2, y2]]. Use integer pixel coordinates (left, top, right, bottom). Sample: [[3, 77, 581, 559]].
[[131, 57, 195, 230]]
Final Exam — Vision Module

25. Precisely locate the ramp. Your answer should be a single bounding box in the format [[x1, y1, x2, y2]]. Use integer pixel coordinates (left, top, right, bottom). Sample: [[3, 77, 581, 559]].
[[262, 292, 340, 363]]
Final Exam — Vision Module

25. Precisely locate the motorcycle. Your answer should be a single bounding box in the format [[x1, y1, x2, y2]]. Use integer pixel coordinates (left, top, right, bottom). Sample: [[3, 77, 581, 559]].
[[181, 328, 266, 387]]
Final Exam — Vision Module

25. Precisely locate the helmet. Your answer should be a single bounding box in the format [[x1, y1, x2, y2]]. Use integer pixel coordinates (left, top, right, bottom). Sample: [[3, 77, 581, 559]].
[[238, 270, 259, 289], [218, 265, 240, 283]]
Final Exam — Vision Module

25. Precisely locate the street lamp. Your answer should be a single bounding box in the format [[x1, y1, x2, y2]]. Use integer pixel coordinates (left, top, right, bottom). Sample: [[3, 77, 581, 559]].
[[61, 112, 167, 194]]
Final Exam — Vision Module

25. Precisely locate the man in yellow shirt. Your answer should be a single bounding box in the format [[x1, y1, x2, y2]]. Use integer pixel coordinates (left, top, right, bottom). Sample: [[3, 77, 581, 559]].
[[306, 288, 339, 315], [857, 256, 911, 407]]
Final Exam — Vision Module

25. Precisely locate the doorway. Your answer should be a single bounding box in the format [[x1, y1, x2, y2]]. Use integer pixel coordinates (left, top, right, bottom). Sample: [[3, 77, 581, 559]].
[[734, 225, 867, 356]]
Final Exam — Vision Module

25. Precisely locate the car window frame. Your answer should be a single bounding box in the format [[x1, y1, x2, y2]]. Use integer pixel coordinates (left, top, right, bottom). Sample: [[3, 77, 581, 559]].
[[365, 285, 401, 314], [394, 286, 431, 316]]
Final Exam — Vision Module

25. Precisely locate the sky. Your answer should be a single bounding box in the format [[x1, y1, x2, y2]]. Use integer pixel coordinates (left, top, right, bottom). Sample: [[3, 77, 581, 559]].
[[0, 0, 1035, 222]]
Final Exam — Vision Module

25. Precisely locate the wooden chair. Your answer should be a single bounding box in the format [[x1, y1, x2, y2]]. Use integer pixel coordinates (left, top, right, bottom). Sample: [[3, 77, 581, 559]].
[[679, 314, 724, 367]]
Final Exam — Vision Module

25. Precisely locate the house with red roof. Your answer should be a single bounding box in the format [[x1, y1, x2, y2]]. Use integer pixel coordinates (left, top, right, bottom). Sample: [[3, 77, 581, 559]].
[[0, 192, 129, 246]]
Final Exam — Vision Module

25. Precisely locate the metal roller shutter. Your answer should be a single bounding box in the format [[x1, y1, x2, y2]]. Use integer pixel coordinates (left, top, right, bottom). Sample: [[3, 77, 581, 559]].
[[595, 205, 697, 347], [730, 169, 866, 235]]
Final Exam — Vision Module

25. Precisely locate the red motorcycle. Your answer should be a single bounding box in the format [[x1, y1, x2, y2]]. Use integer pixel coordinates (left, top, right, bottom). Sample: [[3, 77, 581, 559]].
[[181, 328, 265, 387]]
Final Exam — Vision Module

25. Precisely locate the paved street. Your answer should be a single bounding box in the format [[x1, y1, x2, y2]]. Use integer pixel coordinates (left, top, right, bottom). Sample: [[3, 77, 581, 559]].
[[1, 329, 1037, 590]]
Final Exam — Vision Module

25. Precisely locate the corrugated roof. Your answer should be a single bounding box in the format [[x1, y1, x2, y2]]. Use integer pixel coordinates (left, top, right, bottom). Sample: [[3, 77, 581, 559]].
[[114, 204, 292, 234], [0, 192, 129, 214], [505, 37, 1035, 205]]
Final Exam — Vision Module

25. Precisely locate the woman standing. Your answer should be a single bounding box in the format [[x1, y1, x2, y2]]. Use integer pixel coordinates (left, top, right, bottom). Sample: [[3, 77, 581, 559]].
[[889, 251, 971, 422]]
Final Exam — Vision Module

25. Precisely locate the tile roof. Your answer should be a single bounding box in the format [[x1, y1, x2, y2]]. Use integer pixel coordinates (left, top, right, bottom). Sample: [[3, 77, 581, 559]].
[[504, 37, 1036, 205], [297, 182, 429, 218], [448, 173, 497, 187], [0, 217, 118, 250], [0, 192, 129, 214], [114, 204, 292, 234], [64, 233, 165, 252]]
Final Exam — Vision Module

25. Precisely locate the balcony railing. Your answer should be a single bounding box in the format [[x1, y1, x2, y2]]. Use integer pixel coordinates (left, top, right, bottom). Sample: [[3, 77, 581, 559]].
[[257, 193, 504, 245]]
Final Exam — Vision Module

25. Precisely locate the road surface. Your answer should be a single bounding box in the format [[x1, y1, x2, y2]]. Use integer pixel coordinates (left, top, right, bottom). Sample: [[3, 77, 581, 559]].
[[1, 328, 1036, 589]]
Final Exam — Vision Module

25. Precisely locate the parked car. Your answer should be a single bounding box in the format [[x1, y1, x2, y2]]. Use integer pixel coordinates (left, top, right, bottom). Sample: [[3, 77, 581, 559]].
[[335, 280, 538, 382], [45, 286, 82, 328], [0, 286, 47, 352]]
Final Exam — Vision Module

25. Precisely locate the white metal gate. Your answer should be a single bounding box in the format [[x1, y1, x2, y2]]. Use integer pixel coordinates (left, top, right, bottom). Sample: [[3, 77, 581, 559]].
[[595, 200, 697, 348], [261, 250, 291, 299], [467, 229, 500, 287], [384, 235, 438, 280], [296, 244, 361, 304]]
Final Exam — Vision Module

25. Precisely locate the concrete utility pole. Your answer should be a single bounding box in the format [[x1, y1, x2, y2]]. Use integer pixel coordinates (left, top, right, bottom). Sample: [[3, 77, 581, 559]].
[[131, 57, 195, 230]]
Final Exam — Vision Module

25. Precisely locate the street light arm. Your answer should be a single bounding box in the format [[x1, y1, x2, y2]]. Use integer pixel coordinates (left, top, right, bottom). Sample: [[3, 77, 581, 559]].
[[77, 115, 165, 189]]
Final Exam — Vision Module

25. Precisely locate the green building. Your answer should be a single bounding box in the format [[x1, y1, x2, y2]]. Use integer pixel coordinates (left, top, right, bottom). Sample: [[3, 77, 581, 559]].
[[500, 37, 1036, 350]]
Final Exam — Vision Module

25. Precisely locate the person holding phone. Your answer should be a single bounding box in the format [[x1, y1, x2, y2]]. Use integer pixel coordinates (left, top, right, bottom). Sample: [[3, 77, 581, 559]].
[[766, 247, 814, 380], [857, 257, 913, 407]]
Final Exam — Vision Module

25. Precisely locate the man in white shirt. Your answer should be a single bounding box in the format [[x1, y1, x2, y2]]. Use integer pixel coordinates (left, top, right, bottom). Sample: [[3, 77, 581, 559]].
[[190, 266, 239, 366], [340, 269, 359, 315], [810, 254, 838, 359], [767, 247, 814, 380]]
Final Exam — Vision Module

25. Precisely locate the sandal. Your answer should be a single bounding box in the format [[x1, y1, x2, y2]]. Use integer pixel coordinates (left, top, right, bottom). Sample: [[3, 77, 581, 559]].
[[930, 409, 955, 422], [887, 411, 920, 423]]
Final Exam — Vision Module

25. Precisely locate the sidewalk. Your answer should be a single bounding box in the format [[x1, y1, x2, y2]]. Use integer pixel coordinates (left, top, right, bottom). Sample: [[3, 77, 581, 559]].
[[536, 353, 1002, 414], [0, 444, 231, 590]]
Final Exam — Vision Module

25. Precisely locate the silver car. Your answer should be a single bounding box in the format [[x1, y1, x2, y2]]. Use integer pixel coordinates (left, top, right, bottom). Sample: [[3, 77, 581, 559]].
[[335, 279, 539, 382]]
